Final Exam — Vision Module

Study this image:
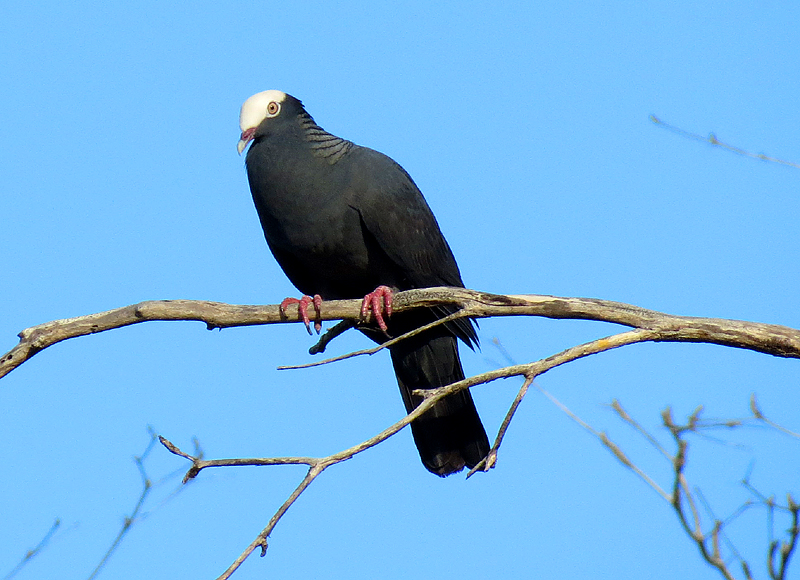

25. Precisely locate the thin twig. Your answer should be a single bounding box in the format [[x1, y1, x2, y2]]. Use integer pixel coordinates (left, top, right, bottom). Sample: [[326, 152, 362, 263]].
[[87, 428, 197, 580], [278, 308, 465, 370], [770, 494, 799, 580], [538, 385, 671, 502], [467, 375, 534, 477], [666, 422, 737, 579], [751, 394, 800, 439], [215, 465, 324, 580], [610, 399, 671, 460], [650, 115, 800, 169], [308, 320, 355, 354], [2, 519, 62, 580]]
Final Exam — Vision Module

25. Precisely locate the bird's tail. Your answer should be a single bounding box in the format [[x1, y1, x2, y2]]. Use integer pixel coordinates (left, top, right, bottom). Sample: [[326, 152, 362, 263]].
[[389, 330, 490, 476]]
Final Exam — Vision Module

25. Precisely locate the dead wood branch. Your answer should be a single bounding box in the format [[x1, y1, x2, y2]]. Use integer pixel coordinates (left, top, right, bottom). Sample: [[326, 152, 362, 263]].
[[3, 288, 799, 380]]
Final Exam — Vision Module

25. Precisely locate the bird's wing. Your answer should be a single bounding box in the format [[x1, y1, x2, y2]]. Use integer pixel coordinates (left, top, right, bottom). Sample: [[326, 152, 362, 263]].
[[348, 147, 478, 346], [348, 148, 465, 289]]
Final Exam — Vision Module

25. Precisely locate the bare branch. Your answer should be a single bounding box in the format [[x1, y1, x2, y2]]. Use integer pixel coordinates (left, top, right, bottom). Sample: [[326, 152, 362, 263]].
[[3, 289, 799, 379], [539, 386, 671, 502], [87, 427, 196, 580], [771, 494, 799, 580], [620, 401, 799, 580], [160, 353, 483, 579], [160, 435, 318, 483], [152, 326, 667, 576], [2, 519, 61, 580], [277, 305, 467, 370], [308, 320, 355, 354], [751, 394, 800, 438], [4, 289, 799, 579], [650, 115, 800, 169], [467, 374, 533, 477], [537, 372, 800, 580]]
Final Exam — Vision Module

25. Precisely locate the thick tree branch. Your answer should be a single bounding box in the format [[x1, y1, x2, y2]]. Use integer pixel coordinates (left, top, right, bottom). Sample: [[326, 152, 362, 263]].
[[2, 288, 799, 380]]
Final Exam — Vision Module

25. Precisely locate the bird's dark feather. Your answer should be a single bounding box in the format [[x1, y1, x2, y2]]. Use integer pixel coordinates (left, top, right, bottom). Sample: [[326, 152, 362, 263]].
[[244, 94, 488, 475]]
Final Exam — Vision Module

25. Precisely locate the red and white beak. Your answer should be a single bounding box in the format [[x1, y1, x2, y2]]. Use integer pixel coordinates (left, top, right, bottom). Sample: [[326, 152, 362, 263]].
[[237, 127, 255, 155]]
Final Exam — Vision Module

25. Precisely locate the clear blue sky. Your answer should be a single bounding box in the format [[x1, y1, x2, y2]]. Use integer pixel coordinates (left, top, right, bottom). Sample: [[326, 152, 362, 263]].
[[2, 2, 799, 579]]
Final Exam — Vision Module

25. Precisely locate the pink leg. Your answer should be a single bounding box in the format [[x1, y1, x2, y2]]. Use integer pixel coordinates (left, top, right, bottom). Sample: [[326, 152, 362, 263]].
[[280, 294, 323, 334], [361, 285, 394, 332]]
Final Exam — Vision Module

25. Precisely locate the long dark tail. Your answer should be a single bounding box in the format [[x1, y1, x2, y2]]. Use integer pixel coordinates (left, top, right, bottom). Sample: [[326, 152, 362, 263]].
[[389, 329, 490, 476]]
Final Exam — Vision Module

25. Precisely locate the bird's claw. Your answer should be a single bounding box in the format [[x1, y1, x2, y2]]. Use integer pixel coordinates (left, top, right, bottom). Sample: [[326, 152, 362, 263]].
[[361, 285, 393, 332], [280, 294, 323, 334]]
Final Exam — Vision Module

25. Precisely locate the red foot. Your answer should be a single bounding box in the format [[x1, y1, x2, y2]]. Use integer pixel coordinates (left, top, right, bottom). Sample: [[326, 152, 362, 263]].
[[361, 285, 393, 332], [280, 294, 323, 334]]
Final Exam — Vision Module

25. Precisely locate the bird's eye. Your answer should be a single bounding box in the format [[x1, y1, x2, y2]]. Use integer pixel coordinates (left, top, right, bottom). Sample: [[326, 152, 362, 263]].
[[266, 101, 280, 117]]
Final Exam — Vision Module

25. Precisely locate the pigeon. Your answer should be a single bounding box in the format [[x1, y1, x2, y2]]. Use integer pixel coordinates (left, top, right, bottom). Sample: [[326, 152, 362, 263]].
[[237, 90, 489, 476]]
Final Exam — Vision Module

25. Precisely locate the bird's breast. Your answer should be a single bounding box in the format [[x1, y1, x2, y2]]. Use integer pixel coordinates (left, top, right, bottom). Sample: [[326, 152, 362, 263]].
[[247, 169, 381, 296]]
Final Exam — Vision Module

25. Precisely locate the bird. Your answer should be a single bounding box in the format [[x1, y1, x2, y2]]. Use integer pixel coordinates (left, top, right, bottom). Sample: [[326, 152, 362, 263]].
[[237, 90, 489, 476]]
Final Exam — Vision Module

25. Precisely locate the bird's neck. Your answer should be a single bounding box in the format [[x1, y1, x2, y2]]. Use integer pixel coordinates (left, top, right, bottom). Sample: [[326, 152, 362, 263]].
[[296, 111, 354, 165]]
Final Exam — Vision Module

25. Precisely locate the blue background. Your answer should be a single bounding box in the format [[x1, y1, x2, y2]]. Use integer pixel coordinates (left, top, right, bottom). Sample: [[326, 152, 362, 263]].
[[1, 2, 798, 579]]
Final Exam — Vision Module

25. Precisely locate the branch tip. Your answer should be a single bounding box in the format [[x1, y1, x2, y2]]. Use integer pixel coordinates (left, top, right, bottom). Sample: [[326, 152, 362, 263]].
[[158, 436, 194, 460]]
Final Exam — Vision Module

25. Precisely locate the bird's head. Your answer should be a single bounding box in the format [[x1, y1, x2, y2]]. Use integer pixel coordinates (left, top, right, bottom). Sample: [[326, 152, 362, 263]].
[[237, 90, 304, 155]]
